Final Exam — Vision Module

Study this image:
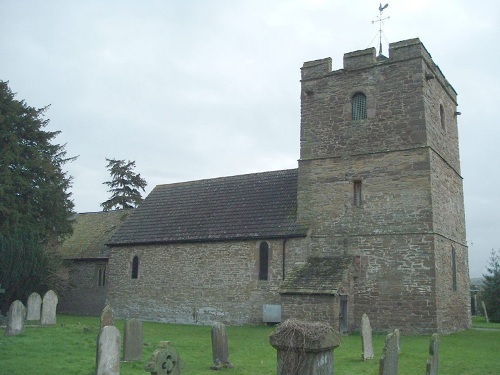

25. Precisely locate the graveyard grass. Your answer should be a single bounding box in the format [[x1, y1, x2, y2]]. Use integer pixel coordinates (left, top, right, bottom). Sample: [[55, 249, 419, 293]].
[[0, 315, 499, 375]]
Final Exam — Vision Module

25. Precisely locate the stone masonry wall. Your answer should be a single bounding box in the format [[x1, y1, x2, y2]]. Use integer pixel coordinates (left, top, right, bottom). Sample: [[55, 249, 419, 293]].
[[107, 239, 288, 325], [58, 260, 108, 316]]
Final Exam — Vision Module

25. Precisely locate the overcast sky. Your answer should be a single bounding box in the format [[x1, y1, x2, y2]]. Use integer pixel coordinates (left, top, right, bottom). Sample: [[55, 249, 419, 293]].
[[1, 0, 499, 277]]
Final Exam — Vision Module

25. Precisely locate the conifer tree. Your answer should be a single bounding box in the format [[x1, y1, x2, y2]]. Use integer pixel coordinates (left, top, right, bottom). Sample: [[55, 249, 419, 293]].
[[0, 80, 75, 238], [482, 249, 500, 322], [101, 158, 147, 211], [0, 81, 74, 311]]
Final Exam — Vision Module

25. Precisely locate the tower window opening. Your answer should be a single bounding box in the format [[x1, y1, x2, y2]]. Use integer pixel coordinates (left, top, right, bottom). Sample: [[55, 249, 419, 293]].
[[451, 246, 457, 291], [352, 92, 367, 120], [440, 104, 446, 130], [353, 180, 362, 207]]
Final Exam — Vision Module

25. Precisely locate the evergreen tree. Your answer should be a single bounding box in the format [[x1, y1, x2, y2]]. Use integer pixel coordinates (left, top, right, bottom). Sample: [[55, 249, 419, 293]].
[[101, 158, 147, 211], [482, 249, 500, 322], [0, 80, 75, 239], [0, 81, 74, 311]]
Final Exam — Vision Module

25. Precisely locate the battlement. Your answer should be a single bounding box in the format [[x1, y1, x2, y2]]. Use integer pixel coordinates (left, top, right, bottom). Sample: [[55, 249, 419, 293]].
[[301, 38, 455, 99]]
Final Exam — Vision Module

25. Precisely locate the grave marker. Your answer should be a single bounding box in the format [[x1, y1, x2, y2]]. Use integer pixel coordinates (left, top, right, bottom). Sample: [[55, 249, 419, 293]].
[[41, 290, 58, 325], [361, 313, 374, 361], [379, 329, 400, 375], [269, 319, 341, 375], [96, 325, 121, 375], [100, 305, 115, 329], [211, 321, 232, 369], [144, 341, 182, 375], [123, 318, 142, 361], [425, 333, 439, 375], [27, 292, 42, 321], [5, 300, 25, 336]]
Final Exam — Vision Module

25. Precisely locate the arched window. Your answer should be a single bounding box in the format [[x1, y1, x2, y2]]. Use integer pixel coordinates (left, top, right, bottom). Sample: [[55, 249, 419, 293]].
[[131, 255, 139, 279], [352, 92, 367, 120], [259, 242, 269, 281]]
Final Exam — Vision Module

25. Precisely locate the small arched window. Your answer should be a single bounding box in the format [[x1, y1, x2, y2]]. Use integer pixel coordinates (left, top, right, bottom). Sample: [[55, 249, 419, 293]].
[[131, 255, 139, 279], [352, 92, 367, 120], [259, 242, 269, 281]]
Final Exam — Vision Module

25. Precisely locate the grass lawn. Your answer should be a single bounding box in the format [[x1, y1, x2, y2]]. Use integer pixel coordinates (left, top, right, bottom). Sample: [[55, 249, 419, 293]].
[[0, 315, 499, 374]]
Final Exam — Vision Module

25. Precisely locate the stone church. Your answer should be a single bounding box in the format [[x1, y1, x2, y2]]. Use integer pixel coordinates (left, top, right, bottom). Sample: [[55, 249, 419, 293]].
[[62, 38, 471, 334]]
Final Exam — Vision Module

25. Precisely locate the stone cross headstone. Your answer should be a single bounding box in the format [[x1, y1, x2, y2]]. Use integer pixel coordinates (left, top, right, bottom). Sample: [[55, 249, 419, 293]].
[[481, 301, 489, 323], [26, 292, 42, 321], [5, 300, 26, 336], [361, 313, 374, 361], [210, 321, 232, 370], [425, 333, 439, 375], [269, 319, 341, 375], [379, 329, 400, 375], [100, 305, 115, 329], [144, 341, 182, 375], [96, 325, 121, 375], [123, 318, 143, 361], [41, 290, 58, 325]]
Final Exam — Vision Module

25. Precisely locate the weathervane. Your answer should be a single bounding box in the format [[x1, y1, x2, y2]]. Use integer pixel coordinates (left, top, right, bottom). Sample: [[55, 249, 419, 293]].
[[372, 3, 390, 56]]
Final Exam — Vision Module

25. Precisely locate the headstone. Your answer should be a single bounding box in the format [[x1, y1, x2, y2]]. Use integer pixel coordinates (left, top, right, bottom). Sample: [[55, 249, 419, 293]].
[[425, 333, 439, 375], [481, 301, 489, 323], [269, 319, 341, 375], [379, 329, 400, 375], [144, 341, 182, 375], [96, 325, 121, 375], [5, 300, 26, 336], [26, 292, 42, 321], [100, 305, 115, 329], [211, 321, 232, 369], [41, 290, 58, 325], [124, 318, 143, 361], [361, 313, 374, 361]]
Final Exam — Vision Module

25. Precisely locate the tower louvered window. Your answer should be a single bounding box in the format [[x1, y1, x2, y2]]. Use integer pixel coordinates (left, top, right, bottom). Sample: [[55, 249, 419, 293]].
[[353, 181, 362, 207], [352, 92, 367, 120]]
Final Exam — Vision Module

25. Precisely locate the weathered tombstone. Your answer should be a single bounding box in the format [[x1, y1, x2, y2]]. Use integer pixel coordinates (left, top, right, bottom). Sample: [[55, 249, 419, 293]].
[[26, 292, 42, 321], [41, 290, 58, 325], [124, 318, 143, 361], [96, 325, 121, 375], [144, 341, 182, 375], [394, 328, 401, 354], [5, 300, 26, 336], [425, 333, 439, 375], [481, 301, 490, 323], [361, 313, 374, 361], [210, 322, 232, 370], [269, 319, 341, 375], [100, 305, 115, 329], [379, 329, 400, 375]]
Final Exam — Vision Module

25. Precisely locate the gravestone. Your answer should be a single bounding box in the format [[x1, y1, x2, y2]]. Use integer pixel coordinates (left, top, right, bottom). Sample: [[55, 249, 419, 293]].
[[269, 319, 341, 375], [96, 325, 121, 375], [41, 290, 58, 325], [123, 318, 143, 361], [0, 284, 5, 321], [425, 333, 439, 375], [26, 292, 42, 321], [379, 329, 400, 375], [144, 341, 182, 375], [5, 300, 26, 336], [211, 321, 232, 369], [361, 313, 374, 361], [100, 305, 115, 329]]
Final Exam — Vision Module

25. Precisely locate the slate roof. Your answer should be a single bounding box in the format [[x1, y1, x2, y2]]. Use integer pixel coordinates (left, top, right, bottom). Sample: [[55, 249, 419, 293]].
[[279, 256, 354, 295], [108, 169, 307, 246], [56, 210, 132, 259]]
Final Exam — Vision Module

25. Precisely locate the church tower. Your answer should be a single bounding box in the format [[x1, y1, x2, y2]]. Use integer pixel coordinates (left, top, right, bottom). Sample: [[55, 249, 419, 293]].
[[296, 39, 470, 333]]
